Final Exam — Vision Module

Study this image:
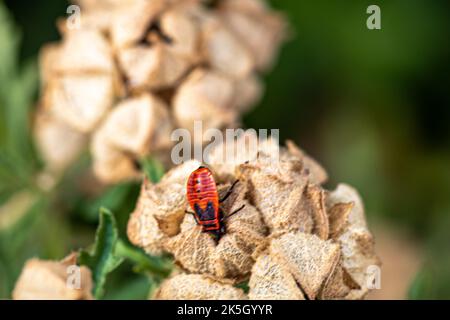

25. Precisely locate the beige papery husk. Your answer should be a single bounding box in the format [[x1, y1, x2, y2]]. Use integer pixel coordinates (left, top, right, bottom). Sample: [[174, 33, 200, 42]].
[[127, 131, 379, 299], [35, 0, 286, 184], [12, 253, 93, 300], [154, 274, 247, 300], [91, 93, 173, 184]]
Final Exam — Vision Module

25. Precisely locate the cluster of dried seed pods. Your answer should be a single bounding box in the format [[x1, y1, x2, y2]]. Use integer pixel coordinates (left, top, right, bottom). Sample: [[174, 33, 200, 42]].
[[128, 131, 380, 299], [34, 0, 287, 184]]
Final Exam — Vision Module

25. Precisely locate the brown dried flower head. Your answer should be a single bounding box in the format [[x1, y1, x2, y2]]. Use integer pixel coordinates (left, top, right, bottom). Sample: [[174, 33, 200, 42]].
[[34, 0, 287, 184], [128, 132, 380, 299]]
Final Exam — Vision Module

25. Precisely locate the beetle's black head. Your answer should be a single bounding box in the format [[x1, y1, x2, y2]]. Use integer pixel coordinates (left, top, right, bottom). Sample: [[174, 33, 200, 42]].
[[209, 225, 226, 244]]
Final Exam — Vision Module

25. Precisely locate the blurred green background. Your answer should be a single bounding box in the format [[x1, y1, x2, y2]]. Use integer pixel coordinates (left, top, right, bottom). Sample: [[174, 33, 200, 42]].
[[0, 0, 449, 299]]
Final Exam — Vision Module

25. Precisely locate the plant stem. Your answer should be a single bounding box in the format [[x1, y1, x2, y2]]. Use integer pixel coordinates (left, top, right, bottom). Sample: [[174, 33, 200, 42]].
[[115, 239, 172, 278]]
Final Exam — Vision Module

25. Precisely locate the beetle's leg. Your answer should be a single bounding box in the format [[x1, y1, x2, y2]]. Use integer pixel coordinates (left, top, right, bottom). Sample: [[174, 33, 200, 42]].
[[220, 180, 240, 203], [185, 210, 200, 225], [223, 204, 245, 221]]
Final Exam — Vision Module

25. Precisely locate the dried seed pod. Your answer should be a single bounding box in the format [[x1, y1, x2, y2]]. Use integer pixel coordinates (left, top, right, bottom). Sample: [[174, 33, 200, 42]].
[[201, 16, 254, 78], [54, 28, 114, 74], [326, 184, 380, 299], [286, 140, 328, 185], [127, 183, 168, 254], [159, 5, 200, 61], [38, 43, 61, 88], [13, 255, 93, 300], [91, 130, 140, 184], [206, 129, 280, 180], [238, 152, 312, 236], [109, 0, 167, 49], [319, 262, 351, 300], [98, 93, 173, 156], [219, 0, 287, 71], [173, 68, 238, 134], [269, 232, 341, 300], [118, 43, 190, 90], [34, 112, 86, 173], [90, 93, 173, 184], [301, 183, 329, 240], [327, 201, 354, 239], [233, 73, 264, 113], [154, 274, 247, 300], [43, 73, 115, 133], [249, 254, 305, 300], [127, 160, 202, 254]]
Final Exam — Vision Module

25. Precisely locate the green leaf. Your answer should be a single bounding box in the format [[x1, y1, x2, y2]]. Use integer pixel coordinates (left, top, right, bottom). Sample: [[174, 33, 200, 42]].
[[80, 183, 137, 223], [79, 208, 124, 299], [0, 2, 39, 188], [140, 157, 165, 183], [103, 273, 152, 300], [115, 240, 172, 279], [5, 61, 38, 164], [0, 1, 19, 87]]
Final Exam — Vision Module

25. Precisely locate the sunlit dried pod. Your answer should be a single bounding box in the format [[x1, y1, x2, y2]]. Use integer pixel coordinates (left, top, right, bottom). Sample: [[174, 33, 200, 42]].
[[326, 184, 380, 299], [205, 129, 279, 181], [237, 152, 312, 236], [201, 16, 254, 78], [159, 5, 200, 61], [97, 93, 173, 156], [173, 68, 239, 135], [208, 133, 326, 188], [73, 0, 126, 11], [233, 74, 264, 113], [285, 140, 328, 185], [249, 254, 305, 300], [54, 28, 114, 74], [218, 0, 269, 13], [118, 43, 190, 90], [219, 0, 287, 71], [91, 130, 140, 184], [38, 43, 61, 88], [13, 254, 93, 300], [43, 73, 115, 133], [270, 232, 341, 300], [109, 0, 167, 49], [154, 274, 247, 300], [72, 0, 135, 32], [34, 112, 86, 173]]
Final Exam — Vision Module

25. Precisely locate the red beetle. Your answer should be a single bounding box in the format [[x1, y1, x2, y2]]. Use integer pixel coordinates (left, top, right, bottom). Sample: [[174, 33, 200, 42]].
[[186, 166, 244, 242]]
